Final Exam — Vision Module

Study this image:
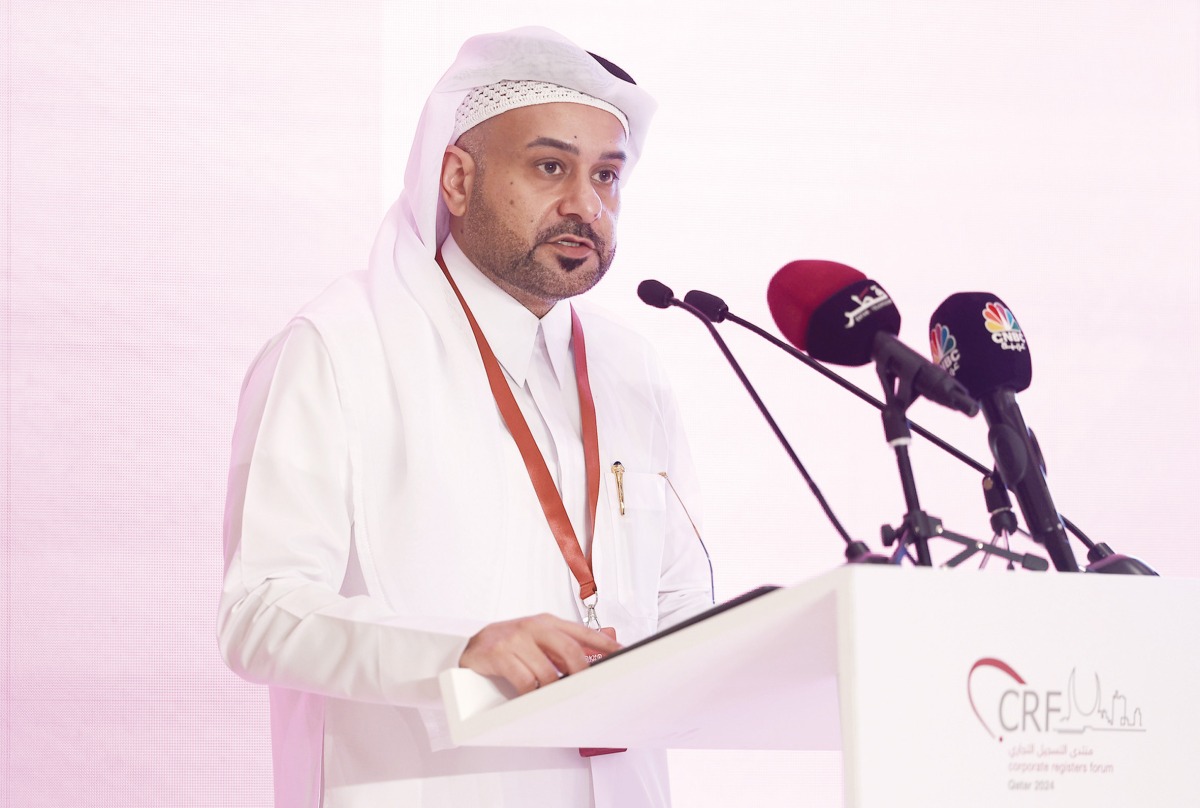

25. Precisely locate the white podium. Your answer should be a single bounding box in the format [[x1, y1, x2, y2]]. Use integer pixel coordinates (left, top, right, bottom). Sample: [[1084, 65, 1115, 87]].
[[439, 566, 1200, 806]]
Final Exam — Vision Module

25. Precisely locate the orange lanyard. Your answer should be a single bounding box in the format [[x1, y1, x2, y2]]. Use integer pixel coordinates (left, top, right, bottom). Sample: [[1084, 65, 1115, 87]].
[[437, 253, 602, 604]]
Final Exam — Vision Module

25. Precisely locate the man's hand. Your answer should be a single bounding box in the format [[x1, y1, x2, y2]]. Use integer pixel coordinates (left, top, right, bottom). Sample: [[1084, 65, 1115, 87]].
[[459, 614, 622, 695]]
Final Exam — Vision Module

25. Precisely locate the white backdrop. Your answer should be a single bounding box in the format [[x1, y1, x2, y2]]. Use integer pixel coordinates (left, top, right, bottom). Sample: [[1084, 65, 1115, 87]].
[[3, 1, 1197, 805]]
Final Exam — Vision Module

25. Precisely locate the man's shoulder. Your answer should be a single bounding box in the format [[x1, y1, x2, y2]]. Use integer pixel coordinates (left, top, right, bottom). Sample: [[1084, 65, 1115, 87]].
[[572, 301, 671, 389], [277, 271, 389, 378], [296, 270, 374, 327], [573, 302, 654, 353]]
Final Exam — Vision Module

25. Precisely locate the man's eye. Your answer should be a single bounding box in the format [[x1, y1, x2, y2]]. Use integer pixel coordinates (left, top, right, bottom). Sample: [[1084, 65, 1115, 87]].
[[593, 169, 620, 185], [538, 161, 563, 175]]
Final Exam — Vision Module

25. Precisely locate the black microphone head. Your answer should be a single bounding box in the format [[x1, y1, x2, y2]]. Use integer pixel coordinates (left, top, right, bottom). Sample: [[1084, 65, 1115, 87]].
[[929, 292, 1032, 396], [637, 279, 675, 309], [767, 260, 902, 366], [683, 290, 729, 322]]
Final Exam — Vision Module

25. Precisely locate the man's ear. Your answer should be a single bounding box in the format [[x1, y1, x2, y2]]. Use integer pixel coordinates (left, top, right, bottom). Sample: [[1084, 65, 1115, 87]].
[[441, 145, 476, 217]]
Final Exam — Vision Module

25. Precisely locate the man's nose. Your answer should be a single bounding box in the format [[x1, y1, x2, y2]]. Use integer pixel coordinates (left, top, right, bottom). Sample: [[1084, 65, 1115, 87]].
[[558, 173, 603, 222]]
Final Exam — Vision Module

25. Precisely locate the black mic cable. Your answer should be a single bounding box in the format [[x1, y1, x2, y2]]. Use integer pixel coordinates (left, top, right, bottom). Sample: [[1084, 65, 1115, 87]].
[[683, 288, 1099, 556], [638, 280, 885, 564]]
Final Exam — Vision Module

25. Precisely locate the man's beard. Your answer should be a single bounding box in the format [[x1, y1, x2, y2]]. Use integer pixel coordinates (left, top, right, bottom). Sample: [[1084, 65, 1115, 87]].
[[461, 188, 617, 307]]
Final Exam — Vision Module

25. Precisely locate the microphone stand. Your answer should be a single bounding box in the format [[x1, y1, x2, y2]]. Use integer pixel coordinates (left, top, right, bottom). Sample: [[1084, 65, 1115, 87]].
[[677, 287, 1132, 572], [875, 355, 936, 566], [874, 352, 1049, 571], [981, 472, 1019, 570], [639, 281, 889, 565]]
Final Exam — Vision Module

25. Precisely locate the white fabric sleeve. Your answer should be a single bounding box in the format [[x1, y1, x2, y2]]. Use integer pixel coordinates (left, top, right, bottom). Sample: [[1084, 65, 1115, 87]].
[[217, 322, 471, 707]]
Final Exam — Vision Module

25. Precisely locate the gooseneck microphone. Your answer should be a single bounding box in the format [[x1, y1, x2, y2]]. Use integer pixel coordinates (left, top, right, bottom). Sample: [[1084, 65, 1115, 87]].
[[637, 279, 885, 564], [636, 279, 674, 309], [929, 293, 1080, 572], [766, 262, 979, 417]]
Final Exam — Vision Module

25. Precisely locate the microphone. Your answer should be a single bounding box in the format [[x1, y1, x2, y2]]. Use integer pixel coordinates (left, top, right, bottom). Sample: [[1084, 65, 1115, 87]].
[[766, 261, 979, 417], [638, 279, 887, 564], [685, 287, 1003, 480], [637, 279, 674, 309], [929, 293, 1079, 572], [684, 290, 729, 322]]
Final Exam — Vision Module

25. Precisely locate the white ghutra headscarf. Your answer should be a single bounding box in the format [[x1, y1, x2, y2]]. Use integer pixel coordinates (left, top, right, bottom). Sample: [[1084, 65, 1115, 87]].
[[371, 26, 657, 272]]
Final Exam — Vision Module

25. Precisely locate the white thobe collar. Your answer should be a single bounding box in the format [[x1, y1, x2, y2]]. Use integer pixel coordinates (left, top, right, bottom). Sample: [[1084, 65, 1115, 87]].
[[440, 235, 574, 389]]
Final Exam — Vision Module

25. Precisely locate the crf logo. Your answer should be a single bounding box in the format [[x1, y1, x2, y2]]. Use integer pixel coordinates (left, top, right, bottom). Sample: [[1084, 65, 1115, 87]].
[[969, 658, 1061, 741], [999, 687, 1062, 733], [967, 657, 1145, 741]]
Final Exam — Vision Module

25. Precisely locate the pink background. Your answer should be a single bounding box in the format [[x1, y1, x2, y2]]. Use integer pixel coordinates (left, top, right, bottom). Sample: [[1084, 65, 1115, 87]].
[[3, 2, 1197, 805]]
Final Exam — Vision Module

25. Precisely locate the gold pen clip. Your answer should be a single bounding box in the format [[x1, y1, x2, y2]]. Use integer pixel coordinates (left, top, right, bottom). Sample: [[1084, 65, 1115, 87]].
[[611, 461, 626, 516]]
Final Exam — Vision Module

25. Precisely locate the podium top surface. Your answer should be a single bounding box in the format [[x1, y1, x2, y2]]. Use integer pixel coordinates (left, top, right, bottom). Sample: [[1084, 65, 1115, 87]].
[[438, 566, 1200, 753]]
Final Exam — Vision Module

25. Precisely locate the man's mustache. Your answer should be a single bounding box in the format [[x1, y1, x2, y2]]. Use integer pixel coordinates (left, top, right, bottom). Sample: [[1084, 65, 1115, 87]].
[[537, 223, 605, 250]]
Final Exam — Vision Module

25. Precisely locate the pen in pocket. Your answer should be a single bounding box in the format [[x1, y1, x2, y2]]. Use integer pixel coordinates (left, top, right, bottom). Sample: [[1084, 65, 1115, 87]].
[[610, 461, 625, 515]]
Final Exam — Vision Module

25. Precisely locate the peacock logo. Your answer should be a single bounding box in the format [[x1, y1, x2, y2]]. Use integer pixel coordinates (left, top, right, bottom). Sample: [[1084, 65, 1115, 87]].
[[983, 302, 1027, 352], [930, 323, 960, 374]]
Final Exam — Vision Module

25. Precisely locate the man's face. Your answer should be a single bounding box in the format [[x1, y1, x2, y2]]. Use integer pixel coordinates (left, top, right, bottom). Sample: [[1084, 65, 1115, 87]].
[[447, 102, 628, 317]]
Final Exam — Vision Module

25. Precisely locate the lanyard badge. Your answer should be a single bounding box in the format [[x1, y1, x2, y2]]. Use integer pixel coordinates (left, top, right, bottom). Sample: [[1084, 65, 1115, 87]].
[[437, 253, 603, 617], [439, 254, 626, 759]]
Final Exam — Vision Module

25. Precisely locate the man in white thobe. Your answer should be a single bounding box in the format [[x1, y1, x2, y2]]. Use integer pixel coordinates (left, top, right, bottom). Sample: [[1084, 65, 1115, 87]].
[[219, 26, 714, 808]]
